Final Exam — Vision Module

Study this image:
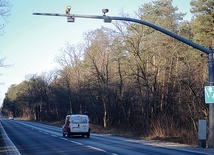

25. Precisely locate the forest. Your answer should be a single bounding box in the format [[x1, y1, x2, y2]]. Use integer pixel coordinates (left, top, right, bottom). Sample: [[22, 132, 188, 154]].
[[1, 0, 214, 145]]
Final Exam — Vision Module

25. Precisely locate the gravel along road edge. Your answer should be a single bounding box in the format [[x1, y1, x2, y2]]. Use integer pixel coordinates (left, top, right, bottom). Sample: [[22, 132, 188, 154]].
[[0, 122, 21, 155]]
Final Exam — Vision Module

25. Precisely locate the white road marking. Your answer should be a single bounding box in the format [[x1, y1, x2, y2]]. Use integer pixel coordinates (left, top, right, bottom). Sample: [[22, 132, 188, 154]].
[[51, 134, 57, 137], [60, 137, 69, 141], [86, 145, 107, 152], [70, 141, 83, 145]]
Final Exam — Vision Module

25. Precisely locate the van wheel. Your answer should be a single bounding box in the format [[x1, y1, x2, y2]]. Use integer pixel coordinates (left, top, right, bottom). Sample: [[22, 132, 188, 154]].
[[87, 132, 90, 138], [63, 133, 65, 137]]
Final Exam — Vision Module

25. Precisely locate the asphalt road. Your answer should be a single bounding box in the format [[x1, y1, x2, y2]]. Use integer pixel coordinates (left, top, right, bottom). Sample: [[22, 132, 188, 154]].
[[0, 119, 213, 155]]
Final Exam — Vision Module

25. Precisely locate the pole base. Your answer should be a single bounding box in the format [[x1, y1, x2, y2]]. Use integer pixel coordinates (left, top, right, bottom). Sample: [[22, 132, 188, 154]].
[[198, 139, 206, 148]]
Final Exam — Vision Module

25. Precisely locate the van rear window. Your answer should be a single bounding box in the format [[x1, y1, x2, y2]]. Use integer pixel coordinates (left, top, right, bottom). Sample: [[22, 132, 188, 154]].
[[71, 117, 87, 123]]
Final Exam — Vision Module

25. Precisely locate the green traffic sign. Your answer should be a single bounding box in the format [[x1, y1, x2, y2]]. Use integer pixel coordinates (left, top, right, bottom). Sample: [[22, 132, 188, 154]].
[[205, 86, 214, 103]]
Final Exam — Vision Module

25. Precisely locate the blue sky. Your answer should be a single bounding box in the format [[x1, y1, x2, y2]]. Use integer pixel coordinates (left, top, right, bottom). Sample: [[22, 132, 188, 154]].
[[0, 0, 192, 106]]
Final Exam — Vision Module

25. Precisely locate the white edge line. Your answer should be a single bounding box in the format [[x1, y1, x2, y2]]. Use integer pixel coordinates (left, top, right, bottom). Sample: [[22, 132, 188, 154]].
[[0, 122, 21, 155]]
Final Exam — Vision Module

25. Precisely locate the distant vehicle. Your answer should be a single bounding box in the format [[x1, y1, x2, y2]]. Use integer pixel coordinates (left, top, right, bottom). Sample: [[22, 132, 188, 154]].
[[62, 114, 90, 138], [9, 115, 14, 120]]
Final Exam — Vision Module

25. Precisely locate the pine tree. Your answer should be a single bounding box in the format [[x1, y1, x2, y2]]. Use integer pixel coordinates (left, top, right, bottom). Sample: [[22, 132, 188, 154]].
[[190, 0, 214, 48]]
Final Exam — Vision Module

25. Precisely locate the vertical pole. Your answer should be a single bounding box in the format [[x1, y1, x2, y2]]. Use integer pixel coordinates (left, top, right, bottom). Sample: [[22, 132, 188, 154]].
[[198, 120, 207, 148], [146, 86, 150, 135], [208, 52, 214, 148]]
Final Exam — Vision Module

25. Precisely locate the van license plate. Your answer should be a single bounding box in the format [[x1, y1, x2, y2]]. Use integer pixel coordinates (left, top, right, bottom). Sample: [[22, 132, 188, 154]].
[[73, 124, 79, 128]]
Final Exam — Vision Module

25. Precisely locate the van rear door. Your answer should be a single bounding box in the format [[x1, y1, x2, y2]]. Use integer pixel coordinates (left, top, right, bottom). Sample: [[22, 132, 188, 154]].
[[70, 115, 89, 132]]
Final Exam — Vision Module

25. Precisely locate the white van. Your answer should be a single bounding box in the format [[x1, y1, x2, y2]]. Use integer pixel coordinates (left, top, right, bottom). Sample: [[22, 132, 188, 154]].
[[62, 114, 90, 138]]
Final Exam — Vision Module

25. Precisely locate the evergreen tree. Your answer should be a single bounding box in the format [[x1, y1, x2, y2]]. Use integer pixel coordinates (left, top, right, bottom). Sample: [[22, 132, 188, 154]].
[[190, 0, 214, 48]]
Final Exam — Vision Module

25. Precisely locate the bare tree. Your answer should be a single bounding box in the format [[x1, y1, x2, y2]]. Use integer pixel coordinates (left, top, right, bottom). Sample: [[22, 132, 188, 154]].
[[0, 0, 11, 36], [55, 43, 84, 114], [0, 0, 12, 83]]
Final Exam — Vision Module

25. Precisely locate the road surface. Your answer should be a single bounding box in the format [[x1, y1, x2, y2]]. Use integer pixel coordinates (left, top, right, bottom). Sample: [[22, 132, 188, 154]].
[[0, 119, 213, 155]]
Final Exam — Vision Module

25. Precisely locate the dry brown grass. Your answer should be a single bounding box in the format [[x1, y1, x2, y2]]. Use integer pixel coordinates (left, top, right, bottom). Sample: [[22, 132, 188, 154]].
[[148, 121, 198, 146]]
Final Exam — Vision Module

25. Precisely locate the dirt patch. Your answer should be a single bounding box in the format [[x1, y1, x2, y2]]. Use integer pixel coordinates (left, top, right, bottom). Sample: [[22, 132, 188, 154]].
[[91, 124, 138, 137], [147, 136, 186, 144], [38, 120, 64, 127]]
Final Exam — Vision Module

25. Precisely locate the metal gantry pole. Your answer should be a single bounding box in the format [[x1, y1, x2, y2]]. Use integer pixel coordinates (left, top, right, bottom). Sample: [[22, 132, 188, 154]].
[[33, 12, 214, 148], [208, 52, 214, 148], [209, 100, 214, 148]]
